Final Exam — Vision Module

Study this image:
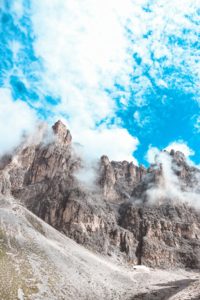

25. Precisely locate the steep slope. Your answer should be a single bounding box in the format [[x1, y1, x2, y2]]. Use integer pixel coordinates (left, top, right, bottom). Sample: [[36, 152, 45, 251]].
[[0, 195, 137, 300], [1, 120, 200, 269], [0, 195, 200, 300]]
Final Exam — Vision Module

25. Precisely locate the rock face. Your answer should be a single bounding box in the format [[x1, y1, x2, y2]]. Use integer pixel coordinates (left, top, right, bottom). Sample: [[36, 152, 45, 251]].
[[1, 120, 200, 269], [119, 203, 200, 268], [52, 120, 72, 145]]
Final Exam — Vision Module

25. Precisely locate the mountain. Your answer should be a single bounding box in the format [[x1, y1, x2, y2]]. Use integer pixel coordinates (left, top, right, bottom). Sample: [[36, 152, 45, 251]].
[[0, 120, 200, 299], [1, 193, 143, 300]]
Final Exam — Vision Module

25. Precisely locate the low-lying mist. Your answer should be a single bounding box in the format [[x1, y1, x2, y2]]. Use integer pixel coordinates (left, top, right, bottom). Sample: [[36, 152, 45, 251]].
[[145, 151, 200, 209]]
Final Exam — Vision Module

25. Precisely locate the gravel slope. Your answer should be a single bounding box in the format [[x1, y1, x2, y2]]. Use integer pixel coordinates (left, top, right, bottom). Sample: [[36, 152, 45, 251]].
[[0, 195, 199, 300]]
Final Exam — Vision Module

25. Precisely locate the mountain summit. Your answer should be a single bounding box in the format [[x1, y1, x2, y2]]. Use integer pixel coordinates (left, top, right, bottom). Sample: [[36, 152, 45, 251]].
[[52, 120, 72, 145]]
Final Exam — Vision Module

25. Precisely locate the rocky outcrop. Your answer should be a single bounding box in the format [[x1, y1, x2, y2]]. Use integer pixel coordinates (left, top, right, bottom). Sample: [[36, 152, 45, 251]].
[[52, 120, 72, 145], [99, 155, 147, 203], [1, 120, 200, 269], [119, 203, 200, 268]]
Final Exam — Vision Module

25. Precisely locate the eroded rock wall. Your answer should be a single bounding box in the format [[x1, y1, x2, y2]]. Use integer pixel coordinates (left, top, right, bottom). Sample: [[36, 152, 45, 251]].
[[1, 120, 200, 269]]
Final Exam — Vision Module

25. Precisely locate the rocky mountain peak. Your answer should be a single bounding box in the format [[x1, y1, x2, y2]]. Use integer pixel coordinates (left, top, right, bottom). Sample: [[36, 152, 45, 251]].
[[100, 155, 110, 166], [170, 150, 187, 167], [52, 120, 72, 145], [1, 122, 200, 270]]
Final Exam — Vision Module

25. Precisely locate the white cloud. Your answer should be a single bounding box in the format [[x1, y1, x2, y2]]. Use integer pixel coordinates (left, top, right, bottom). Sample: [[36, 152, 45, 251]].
[[194, 116, 200, 133], [133, 111, 141, 126], [0, 88, 36, 156], [3, 0, 198, 161], [146, 150, 200, 209], [146, 146, 160, 164], [128, 0, 200, 99], [29, 0, 140, 161], [74, 125, 139, 189], [146, 141, 194, 165], [133, 110, 149, 128], [74, 126, 139, 164], [146, 151, 181, 205], [165, 141, 194, 158], [31, 0, 134, 124]]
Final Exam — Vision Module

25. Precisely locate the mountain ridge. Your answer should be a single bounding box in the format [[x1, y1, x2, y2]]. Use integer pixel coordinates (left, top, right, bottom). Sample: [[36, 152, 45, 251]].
[[0, 120, 200, 270]]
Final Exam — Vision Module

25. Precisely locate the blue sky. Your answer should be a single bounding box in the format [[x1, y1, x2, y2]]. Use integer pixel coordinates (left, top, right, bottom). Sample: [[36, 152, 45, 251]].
[[1, 0, 200, 164]]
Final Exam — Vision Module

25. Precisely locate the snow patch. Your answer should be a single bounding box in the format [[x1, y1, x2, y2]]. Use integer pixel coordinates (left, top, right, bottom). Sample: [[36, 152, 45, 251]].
[[18, 288, 24, 300]]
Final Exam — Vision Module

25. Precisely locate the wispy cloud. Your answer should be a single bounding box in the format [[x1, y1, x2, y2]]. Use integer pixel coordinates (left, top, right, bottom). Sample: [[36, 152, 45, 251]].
[[146, 150, 200, 209], [30, 0, 200, 160], [165, 141, 194, 158], [1, 0, 200, 162], [146, 141, 195, 165], [0, 88, 36, 155], [30, 0, 140, 160]]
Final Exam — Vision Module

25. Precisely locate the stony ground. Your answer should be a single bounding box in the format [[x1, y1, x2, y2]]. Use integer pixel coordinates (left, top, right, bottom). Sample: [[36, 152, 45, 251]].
[[0, 196, 200, 300], [132, 272, 200, 300]]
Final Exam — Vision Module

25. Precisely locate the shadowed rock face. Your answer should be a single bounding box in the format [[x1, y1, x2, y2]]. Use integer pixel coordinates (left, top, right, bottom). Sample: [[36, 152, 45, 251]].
[[1, 120, 200, 268]]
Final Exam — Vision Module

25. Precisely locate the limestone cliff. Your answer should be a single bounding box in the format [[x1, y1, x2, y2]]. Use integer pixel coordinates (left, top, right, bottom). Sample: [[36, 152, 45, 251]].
[[1, 120, 200, 269]]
